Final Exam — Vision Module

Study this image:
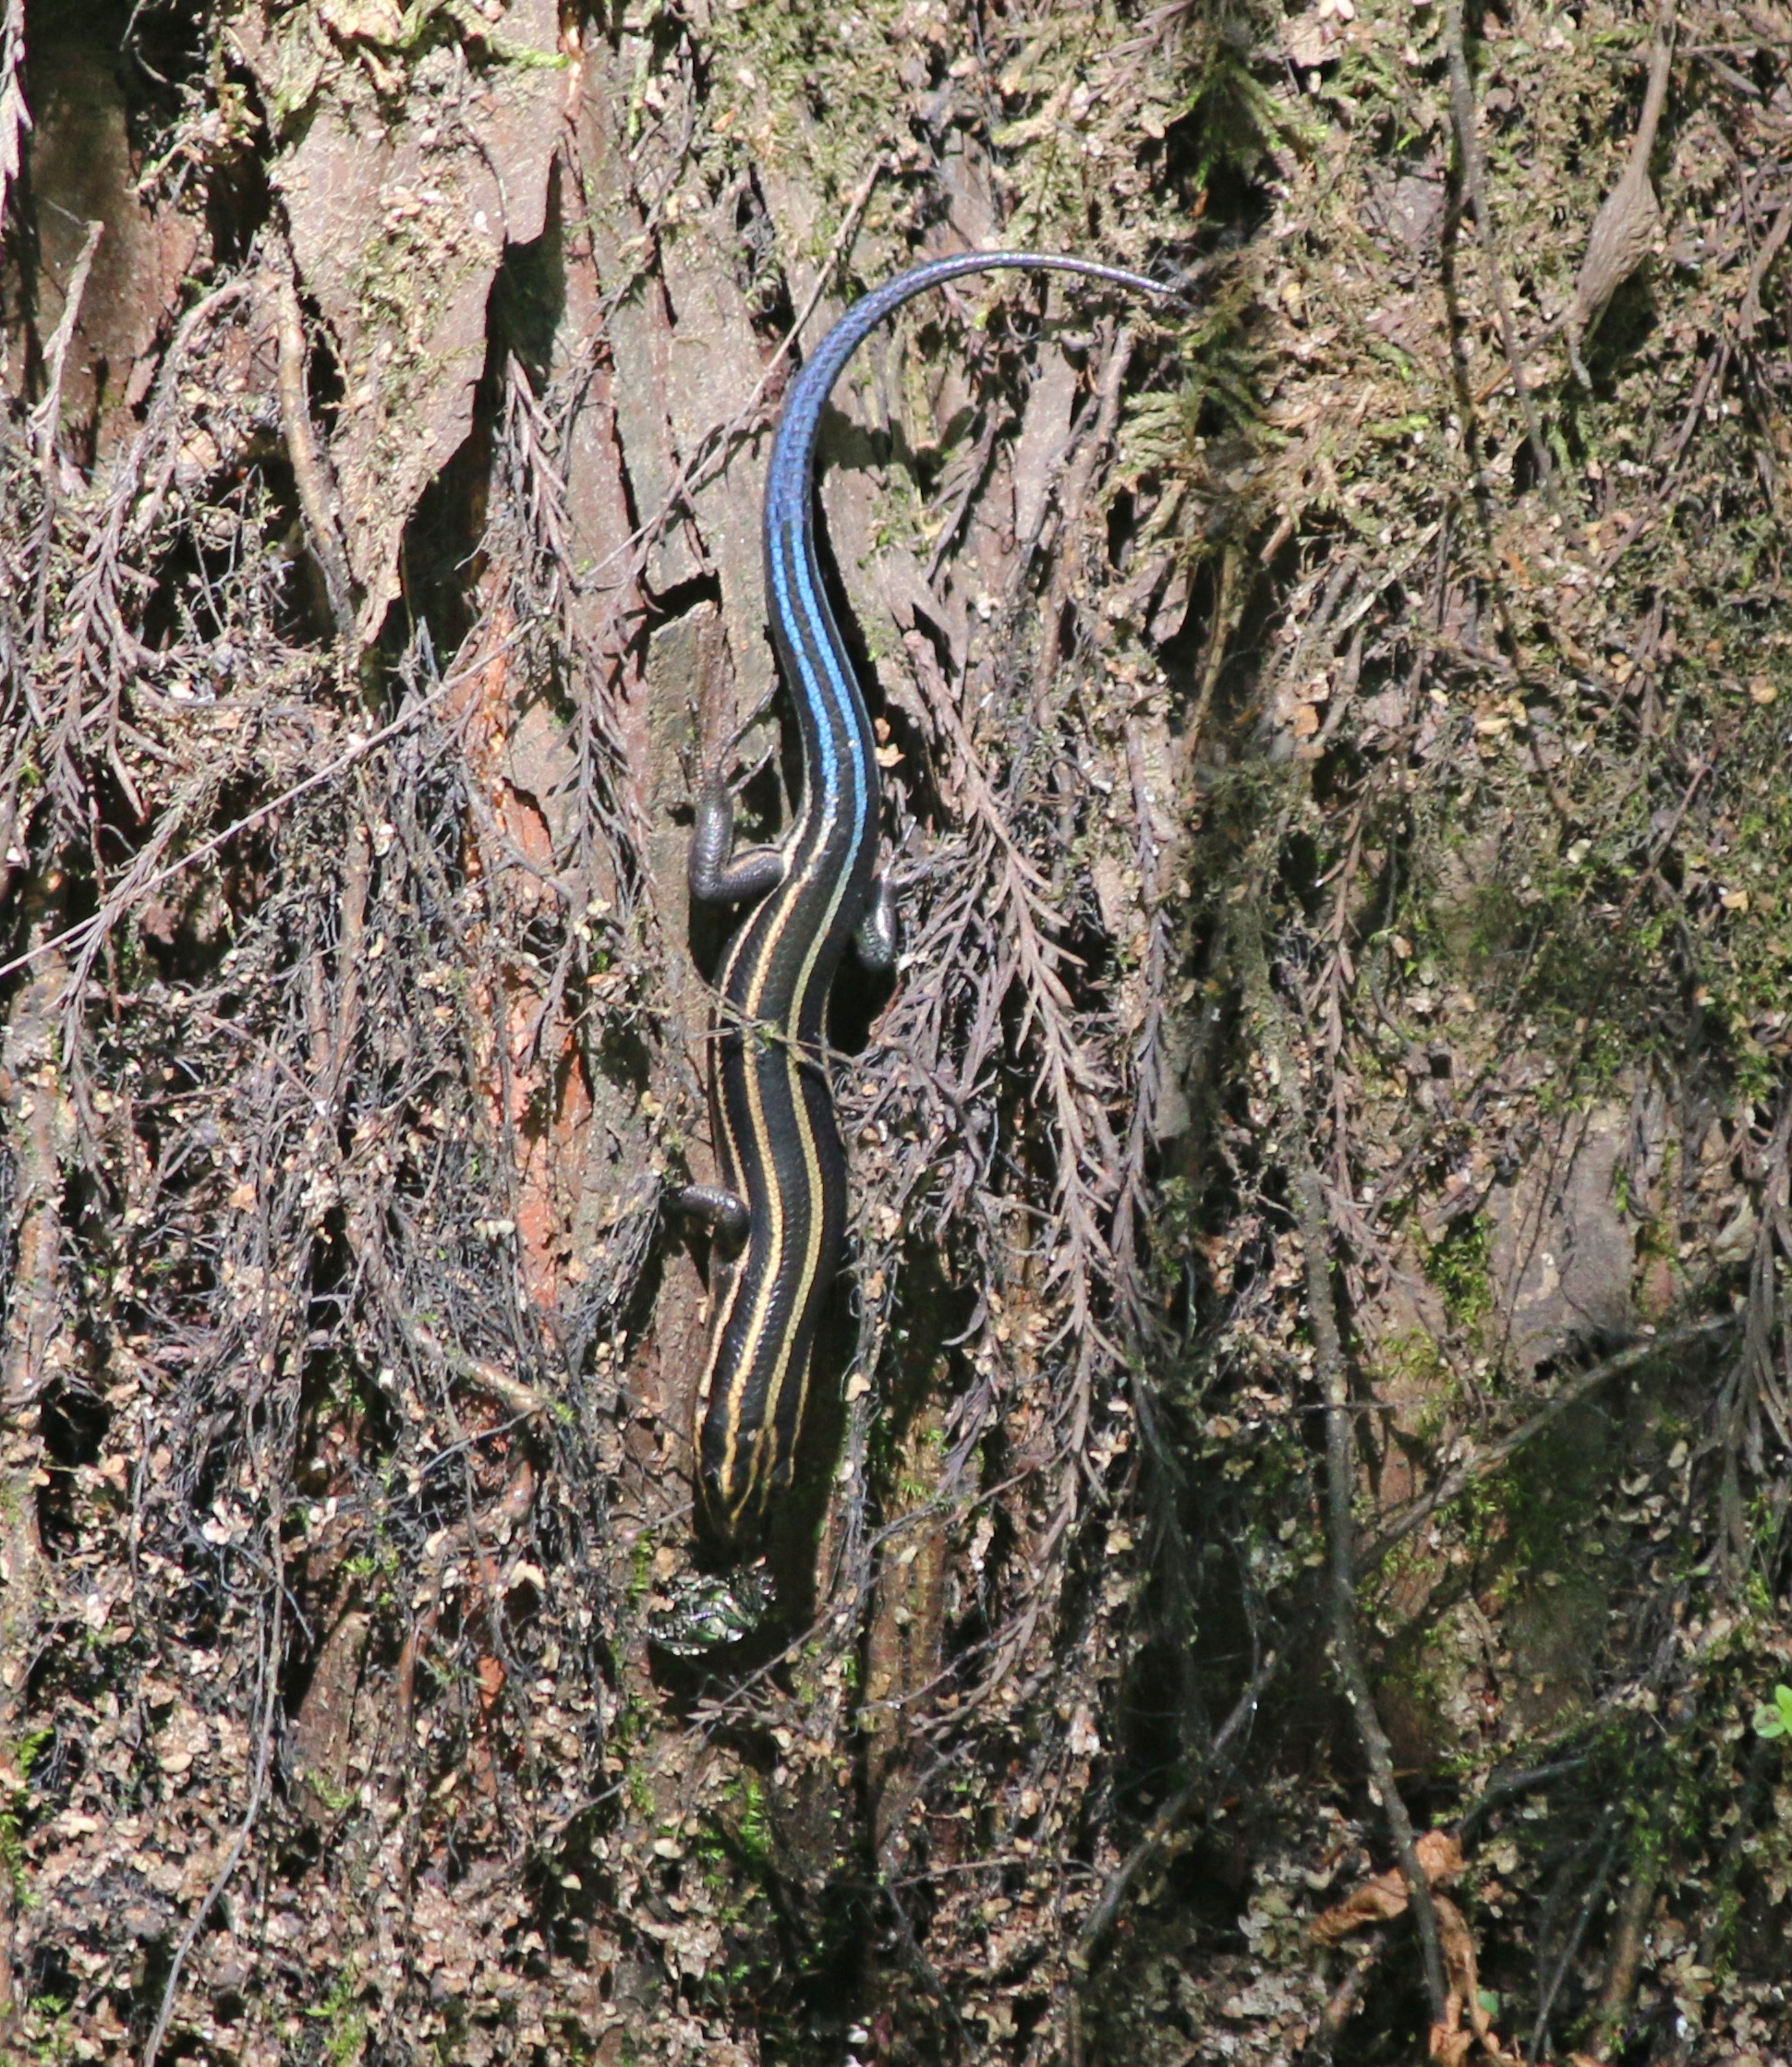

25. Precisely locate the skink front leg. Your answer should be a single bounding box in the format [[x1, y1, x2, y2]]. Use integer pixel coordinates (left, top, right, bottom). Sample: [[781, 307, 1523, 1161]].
[[854, 873, 898, 972], [689, 777, 785, 907]]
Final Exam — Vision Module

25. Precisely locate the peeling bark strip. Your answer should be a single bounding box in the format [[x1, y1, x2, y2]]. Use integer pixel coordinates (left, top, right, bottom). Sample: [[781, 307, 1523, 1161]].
[[0, 948, 70, 2022], [227, 0, 562, 643]]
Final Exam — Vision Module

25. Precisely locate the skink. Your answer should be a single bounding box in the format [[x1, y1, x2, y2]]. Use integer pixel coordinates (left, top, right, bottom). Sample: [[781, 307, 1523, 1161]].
[[678, 250, 1168, 1590]]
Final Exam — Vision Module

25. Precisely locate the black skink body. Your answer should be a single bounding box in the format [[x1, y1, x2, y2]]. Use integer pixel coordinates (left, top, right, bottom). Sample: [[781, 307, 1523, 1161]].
[[684, 251, 1166, 1561]]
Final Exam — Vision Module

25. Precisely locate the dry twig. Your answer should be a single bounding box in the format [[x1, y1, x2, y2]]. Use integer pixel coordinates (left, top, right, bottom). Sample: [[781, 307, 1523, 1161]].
[[1477, 2, 1677, 398]]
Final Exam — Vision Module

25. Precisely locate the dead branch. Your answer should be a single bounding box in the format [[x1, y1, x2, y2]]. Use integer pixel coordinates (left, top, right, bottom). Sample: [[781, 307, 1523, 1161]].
[[274, 252, 356, 652], [1238, 881, 1450, 2025]]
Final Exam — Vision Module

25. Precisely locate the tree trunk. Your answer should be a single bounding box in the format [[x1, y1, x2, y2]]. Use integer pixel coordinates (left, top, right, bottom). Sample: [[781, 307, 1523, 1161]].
[[3, 3, 1791, 2064]]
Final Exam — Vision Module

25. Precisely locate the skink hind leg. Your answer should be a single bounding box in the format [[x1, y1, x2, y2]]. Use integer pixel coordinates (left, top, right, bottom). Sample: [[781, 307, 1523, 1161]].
[[689, 777, 785, 906], [670, 1180, 750, 1252], [854, 873, 898, 972]]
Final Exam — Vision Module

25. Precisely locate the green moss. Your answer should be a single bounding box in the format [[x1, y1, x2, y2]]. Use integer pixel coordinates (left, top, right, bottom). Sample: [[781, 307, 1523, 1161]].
[[0, 1993, 73, 2067], [1423, 1213, 1493, 1334], [0, 1728, 51, 1907], [306, 1964, 369, 2065], [1175, 2, 1315, 192], [706, 0, 914, 225]]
